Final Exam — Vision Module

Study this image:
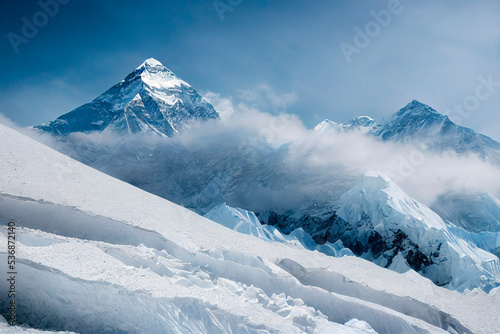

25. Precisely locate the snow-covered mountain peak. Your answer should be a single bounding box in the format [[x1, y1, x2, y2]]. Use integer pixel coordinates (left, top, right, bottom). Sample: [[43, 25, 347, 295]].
[[313, 116, 376, 134], [349, 171, 448, 231], [136, 57, 163, 69], [372, 100, 500, 162], [132, 58, 190, 90], [362, 170, 392, 188], [35, 58, 218, 137], [343, 116, 376, 131], [337, 171, 500, 291], [313, 119, 337, 131], [381, 100, 445, 128], [400, 99, 440, 115]]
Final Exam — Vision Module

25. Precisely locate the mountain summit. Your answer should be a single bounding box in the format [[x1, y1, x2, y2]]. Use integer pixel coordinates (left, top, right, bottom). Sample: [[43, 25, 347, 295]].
[[374, 100, 454, 142], [35, 58, 218, 137], [313, 100, 500, 164], [373, 100, 500, 161]]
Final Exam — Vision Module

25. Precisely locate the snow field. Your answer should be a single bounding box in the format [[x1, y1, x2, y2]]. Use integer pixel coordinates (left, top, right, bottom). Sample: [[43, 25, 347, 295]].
[[1, 123, 499, 333]]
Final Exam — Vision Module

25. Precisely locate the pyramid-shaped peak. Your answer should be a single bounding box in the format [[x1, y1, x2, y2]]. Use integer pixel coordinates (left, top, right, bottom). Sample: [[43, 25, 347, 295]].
[[35, 58, 218, 136], [137, 57, 164, 69], [129, 58, 189, 90], [400, 100, 440, 115], [344, 115, 375, 127], [408, 99, 427, 107]]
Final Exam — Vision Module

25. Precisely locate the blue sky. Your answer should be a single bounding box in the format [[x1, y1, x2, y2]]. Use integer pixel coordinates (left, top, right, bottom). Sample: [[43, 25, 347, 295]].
[[1, 0, 500, 140]]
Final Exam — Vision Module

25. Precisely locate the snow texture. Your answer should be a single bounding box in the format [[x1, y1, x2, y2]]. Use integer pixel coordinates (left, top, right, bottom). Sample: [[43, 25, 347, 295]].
[[3, 123, 500, 333]]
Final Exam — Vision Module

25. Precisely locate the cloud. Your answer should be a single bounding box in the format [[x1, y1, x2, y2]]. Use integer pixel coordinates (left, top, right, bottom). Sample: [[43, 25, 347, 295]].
[[202, 91, 236, 120], [200, 90, 307, 145], [237, 83, 298, 111], [0, 113, 18, 129], [289, 128, 500, 205], [5, 86, 498, 216]]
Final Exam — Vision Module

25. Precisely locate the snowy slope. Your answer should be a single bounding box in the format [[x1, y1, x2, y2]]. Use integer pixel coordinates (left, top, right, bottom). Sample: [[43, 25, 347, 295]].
[[31, 96, 500, 294], [314, 116, 376, 135], [2, 124, 499, 333], [35, 58, 218, 137]]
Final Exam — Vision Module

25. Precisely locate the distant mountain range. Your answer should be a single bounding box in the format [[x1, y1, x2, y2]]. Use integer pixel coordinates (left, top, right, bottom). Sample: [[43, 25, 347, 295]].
[[33, 59, 500, 293], [316, 100, 500, 165]]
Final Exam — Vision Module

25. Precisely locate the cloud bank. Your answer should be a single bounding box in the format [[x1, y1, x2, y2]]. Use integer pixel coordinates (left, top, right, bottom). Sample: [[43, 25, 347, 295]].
[[2, 90, 499, 216]]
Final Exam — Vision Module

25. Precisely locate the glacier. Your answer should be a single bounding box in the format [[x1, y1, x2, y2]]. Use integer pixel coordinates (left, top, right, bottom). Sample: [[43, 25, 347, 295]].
[[335, 171, 500, 292]]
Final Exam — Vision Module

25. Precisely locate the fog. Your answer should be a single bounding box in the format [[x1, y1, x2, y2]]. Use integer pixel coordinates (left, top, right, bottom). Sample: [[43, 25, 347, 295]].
[[2, 97, 500, 217]]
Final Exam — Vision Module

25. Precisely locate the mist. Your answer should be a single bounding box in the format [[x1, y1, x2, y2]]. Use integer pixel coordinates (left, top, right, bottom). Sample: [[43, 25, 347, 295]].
[[2, 95, 499, 218]]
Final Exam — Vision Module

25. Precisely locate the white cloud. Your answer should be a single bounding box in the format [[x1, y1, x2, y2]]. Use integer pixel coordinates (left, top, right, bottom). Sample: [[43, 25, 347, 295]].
[[200, 90, 307, 145], [237, 83, 298, 111]]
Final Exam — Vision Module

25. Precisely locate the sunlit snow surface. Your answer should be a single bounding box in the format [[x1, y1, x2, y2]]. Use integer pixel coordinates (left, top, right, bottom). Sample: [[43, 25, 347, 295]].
[[2, 124, 500, 333]]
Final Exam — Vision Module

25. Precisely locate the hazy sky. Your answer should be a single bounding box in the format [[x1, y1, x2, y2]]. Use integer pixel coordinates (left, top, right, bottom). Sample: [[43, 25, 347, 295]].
[[1, 0, 499, 140]]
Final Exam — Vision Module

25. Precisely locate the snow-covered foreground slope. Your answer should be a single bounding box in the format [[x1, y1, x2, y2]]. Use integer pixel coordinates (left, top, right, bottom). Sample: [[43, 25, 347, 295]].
[[204, 179, 500, 293], [1, 123, 499, 333]]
